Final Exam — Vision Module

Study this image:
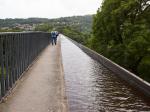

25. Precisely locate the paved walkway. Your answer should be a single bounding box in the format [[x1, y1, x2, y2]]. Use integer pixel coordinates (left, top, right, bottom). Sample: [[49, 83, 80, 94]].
[[0, 40, 68, 112]]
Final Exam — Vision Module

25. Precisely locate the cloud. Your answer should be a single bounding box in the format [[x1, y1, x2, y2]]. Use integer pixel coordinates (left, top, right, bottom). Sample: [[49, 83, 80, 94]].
[[59, 0, 101, 15], [0, 0, 102, 18]]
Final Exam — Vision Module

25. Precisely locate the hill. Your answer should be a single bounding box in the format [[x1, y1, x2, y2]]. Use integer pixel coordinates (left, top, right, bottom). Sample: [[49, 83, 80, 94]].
[[0, 15, 93, 33]]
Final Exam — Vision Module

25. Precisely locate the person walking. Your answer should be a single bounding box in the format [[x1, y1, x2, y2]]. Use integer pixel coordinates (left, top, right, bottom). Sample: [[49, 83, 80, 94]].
[[51, 31, 59, 45]]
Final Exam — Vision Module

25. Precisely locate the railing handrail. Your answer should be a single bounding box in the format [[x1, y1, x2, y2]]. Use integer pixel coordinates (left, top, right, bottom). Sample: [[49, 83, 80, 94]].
[[0, 31, 50, 35], [0, 32, 50, 100]]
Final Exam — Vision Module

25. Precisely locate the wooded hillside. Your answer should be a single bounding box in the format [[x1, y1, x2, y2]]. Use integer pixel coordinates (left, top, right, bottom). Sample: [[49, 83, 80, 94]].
[[91, 0, 150, 82]]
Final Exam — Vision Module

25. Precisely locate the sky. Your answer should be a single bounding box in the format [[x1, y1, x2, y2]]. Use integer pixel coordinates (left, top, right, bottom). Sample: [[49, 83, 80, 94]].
[[0, 0, 102, 19]]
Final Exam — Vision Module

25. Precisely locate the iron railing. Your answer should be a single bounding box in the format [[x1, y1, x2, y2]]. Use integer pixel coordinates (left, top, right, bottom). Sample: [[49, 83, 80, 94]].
[[0, 32, 50, 99]]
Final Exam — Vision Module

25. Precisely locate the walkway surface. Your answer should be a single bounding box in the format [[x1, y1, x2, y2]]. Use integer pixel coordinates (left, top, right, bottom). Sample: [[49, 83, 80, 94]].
[[0, 40, 68, 112]]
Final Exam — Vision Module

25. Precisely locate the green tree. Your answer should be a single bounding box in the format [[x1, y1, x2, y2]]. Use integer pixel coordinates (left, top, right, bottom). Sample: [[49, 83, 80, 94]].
[[92, 0, 150, 82], [34, 24, 52, 32], [56, 26, 90, 44]]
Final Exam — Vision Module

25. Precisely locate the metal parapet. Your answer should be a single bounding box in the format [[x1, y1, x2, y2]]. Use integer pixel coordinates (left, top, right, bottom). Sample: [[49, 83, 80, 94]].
[[0, 32, 50, 100]]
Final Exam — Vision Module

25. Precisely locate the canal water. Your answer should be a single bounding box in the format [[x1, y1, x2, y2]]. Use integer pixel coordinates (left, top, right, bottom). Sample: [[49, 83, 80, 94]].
[[61, 35, 150, 112]]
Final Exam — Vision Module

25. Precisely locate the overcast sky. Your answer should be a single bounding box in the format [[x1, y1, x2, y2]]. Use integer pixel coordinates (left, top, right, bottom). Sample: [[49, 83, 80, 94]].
[[0, 0, 102, 19]]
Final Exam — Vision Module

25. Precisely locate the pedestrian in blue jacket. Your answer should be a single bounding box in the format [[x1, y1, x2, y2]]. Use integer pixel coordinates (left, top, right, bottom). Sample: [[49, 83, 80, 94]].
[[51, 31, 59, 45]]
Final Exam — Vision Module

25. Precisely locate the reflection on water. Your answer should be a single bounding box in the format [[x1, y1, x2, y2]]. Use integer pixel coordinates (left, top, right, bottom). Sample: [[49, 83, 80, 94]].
[[61, 36, 150, 112]]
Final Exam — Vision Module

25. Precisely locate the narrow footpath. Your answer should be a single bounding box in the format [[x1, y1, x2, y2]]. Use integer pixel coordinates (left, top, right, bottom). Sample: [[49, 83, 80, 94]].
[[0, 40, 68, 112]]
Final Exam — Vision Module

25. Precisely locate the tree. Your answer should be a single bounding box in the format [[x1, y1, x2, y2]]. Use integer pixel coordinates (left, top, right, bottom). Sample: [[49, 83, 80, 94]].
[[92, 0, 150, 82], [34, 24, 52, 32]]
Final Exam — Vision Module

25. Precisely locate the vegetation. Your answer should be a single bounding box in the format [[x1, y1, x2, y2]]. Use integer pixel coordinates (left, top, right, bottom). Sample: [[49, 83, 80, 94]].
[[34, 23, 53, 32], [33, 16, 92, 44], [0, 27, 23, 32], [0, 15, 92, 33], [0, 18, 50, 27], [57, 26, 90, 44], [90, 0, 150, 82], [50, 15, 93, 34]]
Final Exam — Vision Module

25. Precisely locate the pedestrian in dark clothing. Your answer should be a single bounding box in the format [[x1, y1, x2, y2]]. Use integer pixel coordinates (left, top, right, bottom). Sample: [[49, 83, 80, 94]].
[[51, 31, 59, 45]]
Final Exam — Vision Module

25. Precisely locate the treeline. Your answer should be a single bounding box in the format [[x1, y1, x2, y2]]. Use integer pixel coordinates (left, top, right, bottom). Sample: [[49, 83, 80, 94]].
[[0, 28, 23, 32], [0, 15, 93, 33], [50, 15, 93, 34], [0, 18, 49, 27], [89, 0, 150, 82], [56, 26, 90, 44]]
